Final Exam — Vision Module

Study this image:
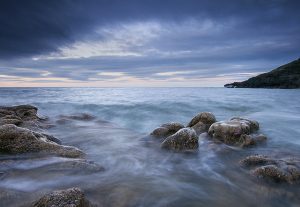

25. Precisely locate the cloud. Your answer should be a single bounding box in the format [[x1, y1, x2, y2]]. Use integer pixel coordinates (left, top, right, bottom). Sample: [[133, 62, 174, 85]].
[[0, 0, 299, 86]]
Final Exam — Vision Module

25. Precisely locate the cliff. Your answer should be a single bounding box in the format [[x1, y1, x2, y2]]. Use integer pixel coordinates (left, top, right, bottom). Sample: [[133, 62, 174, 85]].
[[224, 58, 300, 89]]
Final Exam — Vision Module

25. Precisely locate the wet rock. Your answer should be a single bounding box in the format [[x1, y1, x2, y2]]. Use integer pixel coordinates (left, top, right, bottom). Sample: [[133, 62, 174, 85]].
[[0, 124, 84, 158], [230, 117, 259, 132], [240, 134, 267, 147], [240, 155, 300, 184], [240, 155, 275, 166], [33, 187, 94, 207], [187, 112, 216, 134], [187, 112, 216, 127], [0, 105, 52, 130], [32, 132, 62, 145], [151, 122, 184, 138], [0, 105, 38, 126], [0, 105, 38, 120], [208, 117, 266, 146], [161, 128, 198, 151]]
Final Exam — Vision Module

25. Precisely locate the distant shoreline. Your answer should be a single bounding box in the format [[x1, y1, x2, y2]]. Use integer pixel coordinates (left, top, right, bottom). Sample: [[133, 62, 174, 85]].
[[224, 58, 300, 89]]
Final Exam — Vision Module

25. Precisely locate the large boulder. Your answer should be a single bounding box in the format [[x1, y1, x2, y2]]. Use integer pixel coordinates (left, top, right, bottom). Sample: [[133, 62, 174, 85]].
[[161, 128, 198, 151], [187, 112, 216, 135], [208, 117, 266, 146], [33, 187, 94, 207], [240, 155, 300, 184], [151, 122, 184, 138], [0, 124, 84, 158]]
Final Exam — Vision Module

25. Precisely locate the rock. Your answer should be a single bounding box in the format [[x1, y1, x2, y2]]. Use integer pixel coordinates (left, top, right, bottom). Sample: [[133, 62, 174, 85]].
[[240, 134, 267, 147], [0, 124, 84, 158], [161, 128, 198, 151], [187, 112, 216, 135], [240, 155, 300, 184], [0, 105, 38, 120], [0, 105, 38, 124], [187, 112, 216, 127], [239, 155, 275, 166], [230, 117, 259, 132], [208, 117, 266, 146], [150, 122, 184, 138], [0, 105, 51, 130], [31, 131, 62, 145], [33, 187, 94, 207]]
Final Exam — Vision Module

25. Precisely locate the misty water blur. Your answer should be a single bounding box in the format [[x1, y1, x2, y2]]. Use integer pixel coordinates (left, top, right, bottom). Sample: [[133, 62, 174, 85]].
[[0, 88, 300, 207]]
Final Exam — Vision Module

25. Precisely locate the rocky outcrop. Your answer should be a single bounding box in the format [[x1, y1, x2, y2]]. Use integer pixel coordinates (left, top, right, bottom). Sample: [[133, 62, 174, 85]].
[[33, 187, 94, 207], [0, 105, 52, 129], [151, 112, 216, 138], [0, 124, 84, 158], [0, 105, 38, 125], [150, 114, 266, 151], [224, 58, 300, 89], [187, 112, 216, 135], [240, 155, 300, 184], [151, 122, 184, 138], [161, 128, 198, 151], [208, 117, 266, 147]]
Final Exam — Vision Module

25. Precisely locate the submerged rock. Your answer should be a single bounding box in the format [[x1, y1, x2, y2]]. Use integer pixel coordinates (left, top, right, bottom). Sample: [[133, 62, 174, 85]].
[[208, 117, 266, 147], [151, 122, 184, 138], [59, 113, 96, 121], [33, 187, 94, 207], [37, 159, 105, 175], [0, 124, 84, 158], [240, 155, 300, 184], [187, 112, 216, 134], [161, 128, 198, 151]]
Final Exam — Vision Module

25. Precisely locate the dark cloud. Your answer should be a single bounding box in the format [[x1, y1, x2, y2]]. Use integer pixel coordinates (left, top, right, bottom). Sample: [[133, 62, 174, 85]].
[[0, 0, 299, 58], [0, 0, 299, 86]]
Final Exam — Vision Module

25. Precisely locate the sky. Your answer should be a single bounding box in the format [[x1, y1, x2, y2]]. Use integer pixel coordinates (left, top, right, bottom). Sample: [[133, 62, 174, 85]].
[[0, 0, 299, 87]]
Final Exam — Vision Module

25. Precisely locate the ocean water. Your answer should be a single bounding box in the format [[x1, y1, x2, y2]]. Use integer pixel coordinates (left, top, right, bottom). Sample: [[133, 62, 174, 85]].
[[0, 87, 300, 207]]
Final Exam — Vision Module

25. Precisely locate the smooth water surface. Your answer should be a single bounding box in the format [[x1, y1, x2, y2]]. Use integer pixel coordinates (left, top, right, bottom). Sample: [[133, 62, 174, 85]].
[[0, 88, 299, 207]]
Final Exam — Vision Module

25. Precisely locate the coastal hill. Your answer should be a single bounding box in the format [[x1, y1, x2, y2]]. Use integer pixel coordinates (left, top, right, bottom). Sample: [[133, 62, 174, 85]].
[[224, 58, 300, 89]]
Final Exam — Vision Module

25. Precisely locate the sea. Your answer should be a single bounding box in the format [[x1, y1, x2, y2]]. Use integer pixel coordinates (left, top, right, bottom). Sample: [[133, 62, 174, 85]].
[[0, 87, 299, 207]]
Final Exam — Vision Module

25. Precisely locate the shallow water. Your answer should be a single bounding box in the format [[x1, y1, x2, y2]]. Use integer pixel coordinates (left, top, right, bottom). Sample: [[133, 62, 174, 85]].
[[0, 87, 300, 207]]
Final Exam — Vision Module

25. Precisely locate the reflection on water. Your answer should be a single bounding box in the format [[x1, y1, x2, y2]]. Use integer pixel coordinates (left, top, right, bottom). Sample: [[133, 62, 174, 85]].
[[0, 88, 300, 207]]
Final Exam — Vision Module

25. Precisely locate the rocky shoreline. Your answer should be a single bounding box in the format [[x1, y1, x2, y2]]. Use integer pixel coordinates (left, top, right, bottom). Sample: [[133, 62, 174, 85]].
[[149, 112, 299, 184], [0, 105, 299, 206]]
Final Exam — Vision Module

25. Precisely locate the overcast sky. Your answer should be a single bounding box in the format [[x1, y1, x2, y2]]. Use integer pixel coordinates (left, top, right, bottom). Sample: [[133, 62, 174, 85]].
[[0, 0, 299, 87]]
